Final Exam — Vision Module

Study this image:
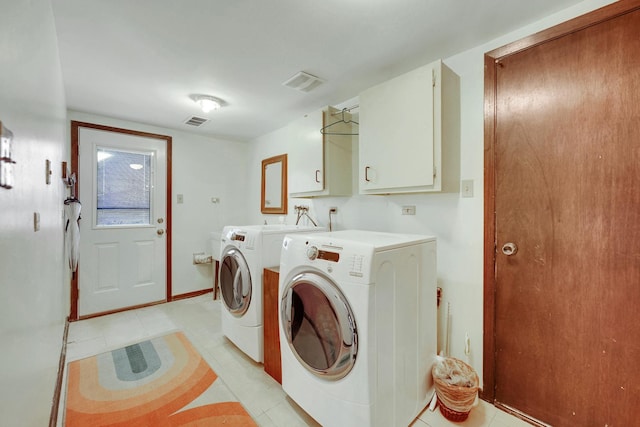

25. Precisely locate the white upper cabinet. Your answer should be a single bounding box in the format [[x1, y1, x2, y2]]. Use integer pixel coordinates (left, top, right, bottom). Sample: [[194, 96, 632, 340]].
[[289, 106, 353, 198], [289, 109, 324, 194], [359, 59, 459, 194]]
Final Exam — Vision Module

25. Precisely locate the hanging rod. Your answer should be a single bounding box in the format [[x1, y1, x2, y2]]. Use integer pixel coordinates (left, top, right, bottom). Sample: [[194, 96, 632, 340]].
[[320, 107, 359, 136], [329, 104, 359, 116]]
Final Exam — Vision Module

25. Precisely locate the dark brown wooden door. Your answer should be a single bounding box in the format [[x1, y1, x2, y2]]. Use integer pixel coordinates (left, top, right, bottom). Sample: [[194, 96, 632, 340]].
[[492, 6, 640, 427]]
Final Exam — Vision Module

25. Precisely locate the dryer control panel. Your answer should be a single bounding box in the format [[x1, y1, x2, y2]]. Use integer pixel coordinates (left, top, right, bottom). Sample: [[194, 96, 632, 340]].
[[282, 234, 375, 284], [231, 232, 246, 242], [221, 227, 257, 250], [307, 245, 341, 263]]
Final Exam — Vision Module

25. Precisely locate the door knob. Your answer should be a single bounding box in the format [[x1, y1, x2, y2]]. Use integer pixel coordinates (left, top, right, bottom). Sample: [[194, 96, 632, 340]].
[[501, 242, 517, 256], [157, 229, 165, 236]]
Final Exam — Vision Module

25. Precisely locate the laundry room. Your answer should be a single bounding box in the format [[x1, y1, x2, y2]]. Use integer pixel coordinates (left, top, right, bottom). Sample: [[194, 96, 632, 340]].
[[2, 0, 638, 426]]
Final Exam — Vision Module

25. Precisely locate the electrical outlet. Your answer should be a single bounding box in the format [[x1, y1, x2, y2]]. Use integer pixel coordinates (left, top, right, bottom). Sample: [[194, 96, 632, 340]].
[[401, 205, 416, 215]]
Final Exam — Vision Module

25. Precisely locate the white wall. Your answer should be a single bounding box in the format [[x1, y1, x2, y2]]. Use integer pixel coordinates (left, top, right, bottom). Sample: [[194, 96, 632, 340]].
[[68, 111, 250, 296], [0, 0, 69, 424], [247, 0, 617, 385], [0, 2, 618, 422]]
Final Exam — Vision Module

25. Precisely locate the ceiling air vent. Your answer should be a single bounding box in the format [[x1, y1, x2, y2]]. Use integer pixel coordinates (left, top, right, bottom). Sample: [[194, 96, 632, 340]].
[[282, 71, 324, 93], [183, 116, 209, 127]]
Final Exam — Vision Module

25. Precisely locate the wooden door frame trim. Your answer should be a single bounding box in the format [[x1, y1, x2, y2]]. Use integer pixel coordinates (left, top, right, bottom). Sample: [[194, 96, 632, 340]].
[[483, 0, 640, 402], [69, 120, 173, 321]]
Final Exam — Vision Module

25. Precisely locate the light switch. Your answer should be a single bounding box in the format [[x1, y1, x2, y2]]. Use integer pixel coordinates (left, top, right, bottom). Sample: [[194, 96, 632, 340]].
[[461, 180, 474, 198]]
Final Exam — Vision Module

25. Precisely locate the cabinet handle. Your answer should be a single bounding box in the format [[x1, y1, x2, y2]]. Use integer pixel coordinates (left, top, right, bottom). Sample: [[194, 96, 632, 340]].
[[315, 169, 321, 183], [365, 166, 371, 182]]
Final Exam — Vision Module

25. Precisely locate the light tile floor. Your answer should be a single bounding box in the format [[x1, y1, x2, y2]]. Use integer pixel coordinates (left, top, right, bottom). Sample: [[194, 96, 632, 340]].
[[57, 295, 530, 427]]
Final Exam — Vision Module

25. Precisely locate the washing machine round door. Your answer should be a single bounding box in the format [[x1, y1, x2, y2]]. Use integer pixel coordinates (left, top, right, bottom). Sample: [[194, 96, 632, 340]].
[[281, 271, 357, 380], [219, 247, 252, 317]]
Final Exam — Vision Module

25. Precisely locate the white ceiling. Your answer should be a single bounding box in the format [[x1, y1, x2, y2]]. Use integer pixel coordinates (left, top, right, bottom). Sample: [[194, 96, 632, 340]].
[[51, 0, 583, 141]]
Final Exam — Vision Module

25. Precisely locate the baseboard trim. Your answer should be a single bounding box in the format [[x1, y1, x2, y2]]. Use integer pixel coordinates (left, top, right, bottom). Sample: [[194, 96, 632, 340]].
[[494, 402, 552, 427], [171, 288, 213, 301], [49, 318, 69, 427], [77, 299, 166, 321]]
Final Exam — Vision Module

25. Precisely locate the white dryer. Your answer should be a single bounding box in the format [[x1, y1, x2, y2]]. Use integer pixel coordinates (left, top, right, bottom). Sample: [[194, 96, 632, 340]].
[[278, 230, 437, 427], [218, 224, 324, 363]]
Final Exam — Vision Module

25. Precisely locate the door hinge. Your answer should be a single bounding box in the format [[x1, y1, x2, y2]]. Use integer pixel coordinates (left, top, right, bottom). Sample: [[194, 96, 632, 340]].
[[432, 69, 436, 88]]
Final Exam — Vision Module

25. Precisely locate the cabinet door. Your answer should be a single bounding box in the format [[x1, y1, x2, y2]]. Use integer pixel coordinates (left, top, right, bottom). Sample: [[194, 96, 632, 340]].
[[288, 110, 324, 194], [359, 62, 436, 193]]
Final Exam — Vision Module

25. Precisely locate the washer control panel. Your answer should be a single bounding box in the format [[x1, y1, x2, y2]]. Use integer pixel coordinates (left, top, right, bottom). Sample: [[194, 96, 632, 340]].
[[222, 228, 257, 250], [306, 245, 319, 260], [348, 254, 364, 277], [287, 236, 374, 284], [231, 232, 246, 242]]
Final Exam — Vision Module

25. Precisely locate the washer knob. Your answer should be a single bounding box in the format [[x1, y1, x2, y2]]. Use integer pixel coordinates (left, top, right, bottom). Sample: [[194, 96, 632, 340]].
[[306, 245, 318, 260]]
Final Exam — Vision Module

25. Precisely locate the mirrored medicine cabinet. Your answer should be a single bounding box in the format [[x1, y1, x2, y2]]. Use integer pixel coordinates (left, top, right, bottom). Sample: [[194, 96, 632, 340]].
[[261, 154, 287, 214]]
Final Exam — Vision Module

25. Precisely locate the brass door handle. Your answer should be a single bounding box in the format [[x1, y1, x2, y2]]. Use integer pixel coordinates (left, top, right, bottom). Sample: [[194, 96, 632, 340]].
[[157, 229, 165, 236]]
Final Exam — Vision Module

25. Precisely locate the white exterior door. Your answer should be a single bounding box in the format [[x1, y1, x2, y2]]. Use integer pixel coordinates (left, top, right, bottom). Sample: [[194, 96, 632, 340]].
[[77, 125, 168, 317]]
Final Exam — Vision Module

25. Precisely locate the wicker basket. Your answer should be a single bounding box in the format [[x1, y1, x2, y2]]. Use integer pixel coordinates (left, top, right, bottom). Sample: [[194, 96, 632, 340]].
[[432, 357, 479, 422], [436, 397, 472, 422]]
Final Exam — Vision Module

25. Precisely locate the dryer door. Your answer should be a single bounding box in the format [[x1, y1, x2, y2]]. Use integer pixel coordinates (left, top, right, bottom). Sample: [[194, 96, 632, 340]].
[[219, 247, 252, 317], [281, 271, 357, 380]]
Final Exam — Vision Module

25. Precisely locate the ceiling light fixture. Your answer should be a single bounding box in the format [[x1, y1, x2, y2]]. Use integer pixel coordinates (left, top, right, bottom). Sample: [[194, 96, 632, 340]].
[[192, 94, 223, 113]]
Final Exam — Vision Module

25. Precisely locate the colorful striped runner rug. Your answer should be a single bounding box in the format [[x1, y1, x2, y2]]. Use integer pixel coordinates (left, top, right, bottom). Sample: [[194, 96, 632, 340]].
[[64, 331, 256, 426]]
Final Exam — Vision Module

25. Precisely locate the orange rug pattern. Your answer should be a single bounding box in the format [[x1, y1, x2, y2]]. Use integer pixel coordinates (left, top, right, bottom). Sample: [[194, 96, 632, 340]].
[[65, 331, 256, 426]]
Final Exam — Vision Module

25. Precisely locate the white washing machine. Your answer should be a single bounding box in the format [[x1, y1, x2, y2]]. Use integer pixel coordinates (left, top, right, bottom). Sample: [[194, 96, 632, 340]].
[[278, 230, 437, 427], [218, 224, 325, 363]]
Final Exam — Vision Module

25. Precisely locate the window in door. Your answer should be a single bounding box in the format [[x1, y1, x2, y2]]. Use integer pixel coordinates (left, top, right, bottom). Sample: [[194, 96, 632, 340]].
[[96, 147, 153, 227]]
